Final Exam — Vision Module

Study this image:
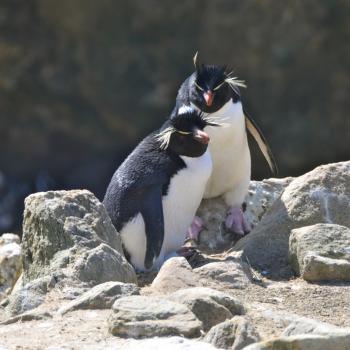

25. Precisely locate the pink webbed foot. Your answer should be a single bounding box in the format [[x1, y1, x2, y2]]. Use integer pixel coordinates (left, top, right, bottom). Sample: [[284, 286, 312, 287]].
[[225, 206, 251, 235], [186, 216, 204, 242]]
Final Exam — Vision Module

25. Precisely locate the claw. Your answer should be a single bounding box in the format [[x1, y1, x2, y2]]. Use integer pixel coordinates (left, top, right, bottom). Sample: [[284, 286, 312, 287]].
[[225, 206, 251, 235]]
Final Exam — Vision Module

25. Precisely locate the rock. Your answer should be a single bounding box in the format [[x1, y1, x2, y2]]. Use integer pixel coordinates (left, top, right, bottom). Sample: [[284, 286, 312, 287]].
[[283, 317, 346, 337], [4, 276, 54, 316], [108, 295, 202, 338], [197, 178, 292, 252], [289, 224, 350, 281], [234, 161, 350, 278], [243, 332, 350, 350], [194, 258, 252, 289], [204, 316, 259, 350], [170, 287, 244, 331], [119, 336, 219, 350], [21, 190, 136, 285], [150, 257, 201, 294], [0, 310, 52, 325], [244, 315, 350, 350], [244, 178, 294, 229], [58, 281, 139, 314], [0, 234, 22, 297]]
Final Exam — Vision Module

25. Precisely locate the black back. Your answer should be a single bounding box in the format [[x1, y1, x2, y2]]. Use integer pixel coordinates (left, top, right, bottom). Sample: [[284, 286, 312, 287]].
[[103, 110, 211, 269]]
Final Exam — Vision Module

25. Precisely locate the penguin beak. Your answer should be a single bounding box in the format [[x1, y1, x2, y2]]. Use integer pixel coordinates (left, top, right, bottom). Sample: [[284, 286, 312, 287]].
[[193, 128, 210, 144], [203, 90, 214, 106]]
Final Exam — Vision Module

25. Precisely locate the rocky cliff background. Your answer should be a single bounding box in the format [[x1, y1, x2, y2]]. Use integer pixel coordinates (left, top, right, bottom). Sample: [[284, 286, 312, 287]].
[[1, 0, 349, 233]]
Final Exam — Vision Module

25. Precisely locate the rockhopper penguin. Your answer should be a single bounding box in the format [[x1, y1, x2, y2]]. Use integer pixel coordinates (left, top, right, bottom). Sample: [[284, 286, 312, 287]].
[[172, 53, 277, 237], [103, 110, 220, 271]]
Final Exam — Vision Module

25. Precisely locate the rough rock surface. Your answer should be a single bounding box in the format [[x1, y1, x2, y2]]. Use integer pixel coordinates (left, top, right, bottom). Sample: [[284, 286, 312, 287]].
[[108, 295, 202, 338], [150, 257, 201, 294], [244, 332, 350, 350], [149, 256, 252, 295], [21, 190, 136, 285], [4, 275, 56, 316], [205, 316, 260, 350], [58, 281, 140, 315], [194, 258, 252, 289], [170, 287, 244, 331], [282, 317, 347, 337], [289, 223, 350, 281], [0, 234, 22, 298], [197, 178, 293, 252], [234, 161, 350, 278]]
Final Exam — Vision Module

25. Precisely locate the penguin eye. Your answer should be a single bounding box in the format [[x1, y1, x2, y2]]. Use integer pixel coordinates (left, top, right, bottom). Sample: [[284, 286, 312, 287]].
[[213, 81, 225, 91], [175, 129, 191, 135], [194, 81, 204, 91]]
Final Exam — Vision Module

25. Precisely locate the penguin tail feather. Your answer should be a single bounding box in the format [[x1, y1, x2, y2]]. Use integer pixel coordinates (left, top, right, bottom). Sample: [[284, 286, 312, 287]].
[[244, 110, 278, 176]]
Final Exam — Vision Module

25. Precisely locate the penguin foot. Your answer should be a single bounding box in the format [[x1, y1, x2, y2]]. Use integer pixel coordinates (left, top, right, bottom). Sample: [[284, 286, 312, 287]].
[[225, 206, 251, 235], [186, 216, 204, 242]]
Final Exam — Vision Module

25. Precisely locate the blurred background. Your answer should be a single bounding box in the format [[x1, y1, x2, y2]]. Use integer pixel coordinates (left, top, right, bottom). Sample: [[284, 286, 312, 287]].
[[0, 0, 349, 234]]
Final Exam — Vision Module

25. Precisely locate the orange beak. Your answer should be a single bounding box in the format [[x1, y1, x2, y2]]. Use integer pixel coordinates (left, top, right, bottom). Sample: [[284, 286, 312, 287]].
[[193, 128, 210, 144], [204, 91, 214, 106]]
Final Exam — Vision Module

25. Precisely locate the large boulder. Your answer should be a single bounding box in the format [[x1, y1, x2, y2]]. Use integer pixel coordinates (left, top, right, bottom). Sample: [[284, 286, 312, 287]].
[[234, 162, 350, 278], [197, 178, 293, 252], [0, 234, 22, 299], [58, 281, 140, 315], [150, 257, 202, 294], [169, 287, 244, 331], [108, 295, 202, 338], [204, 316, 260, 350], [244, 319, 350, 350], [21, 190, 136, 285], [289, 223, 350, 281]]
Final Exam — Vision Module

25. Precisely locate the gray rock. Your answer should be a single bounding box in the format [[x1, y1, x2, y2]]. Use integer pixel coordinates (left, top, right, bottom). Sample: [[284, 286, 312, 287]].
[[150, 257, 201, 294], [119, 336, 219, 350], [243, 332, 350, 350], [194, 259, 251, 289], [0, 234, 22, 297], [283, 317, 346, 337], [234, 161, 350, 278], [4, 276, 54, 316], [289, 223, 350, 281], [170, 287, 244, 331], [108, 295, 202, 338], [0, 310, 52, 325], [205, 316, 259, 350], [58, 281, 139, 314], [197, 178, 292, 252], [21, 190, 136, 285], [244, 178, 294, 230]]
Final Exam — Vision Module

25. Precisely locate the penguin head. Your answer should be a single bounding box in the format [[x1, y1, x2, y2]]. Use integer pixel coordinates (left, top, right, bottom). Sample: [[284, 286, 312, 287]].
[[189, 53, 246, 113], [157, 110, 216, 157]]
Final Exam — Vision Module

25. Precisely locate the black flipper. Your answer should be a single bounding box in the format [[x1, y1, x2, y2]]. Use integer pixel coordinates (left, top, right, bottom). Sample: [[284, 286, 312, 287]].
[[244, 109, 278, 175], [139, 185, 164, 270]]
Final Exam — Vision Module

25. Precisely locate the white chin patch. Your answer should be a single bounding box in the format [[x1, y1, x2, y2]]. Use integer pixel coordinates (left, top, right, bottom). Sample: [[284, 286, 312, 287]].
[[178, 104, 194, 115]]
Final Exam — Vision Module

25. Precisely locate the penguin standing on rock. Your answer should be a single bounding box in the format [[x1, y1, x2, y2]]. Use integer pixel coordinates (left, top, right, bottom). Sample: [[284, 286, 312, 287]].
[[172, 53, 277, 238], [103, 110, 219, 272]]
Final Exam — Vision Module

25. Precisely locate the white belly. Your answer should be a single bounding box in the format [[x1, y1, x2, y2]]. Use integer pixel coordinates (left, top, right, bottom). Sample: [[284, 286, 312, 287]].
[[120, 150, 212, 271], [202, 100, 251, 205]]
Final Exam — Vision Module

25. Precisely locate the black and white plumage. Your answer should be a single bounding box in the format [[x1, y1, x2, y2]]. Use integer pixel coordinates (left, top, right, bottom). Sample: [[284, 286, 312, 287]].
[[171, 53, 277, 235], [103, 111, 215, 271]]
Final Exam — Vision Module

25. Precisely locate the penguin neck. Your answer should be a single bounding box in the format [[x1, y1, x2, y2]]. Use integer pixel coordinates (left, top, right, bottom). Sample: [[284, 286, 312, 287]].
[[204, 100, 246, 143]]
